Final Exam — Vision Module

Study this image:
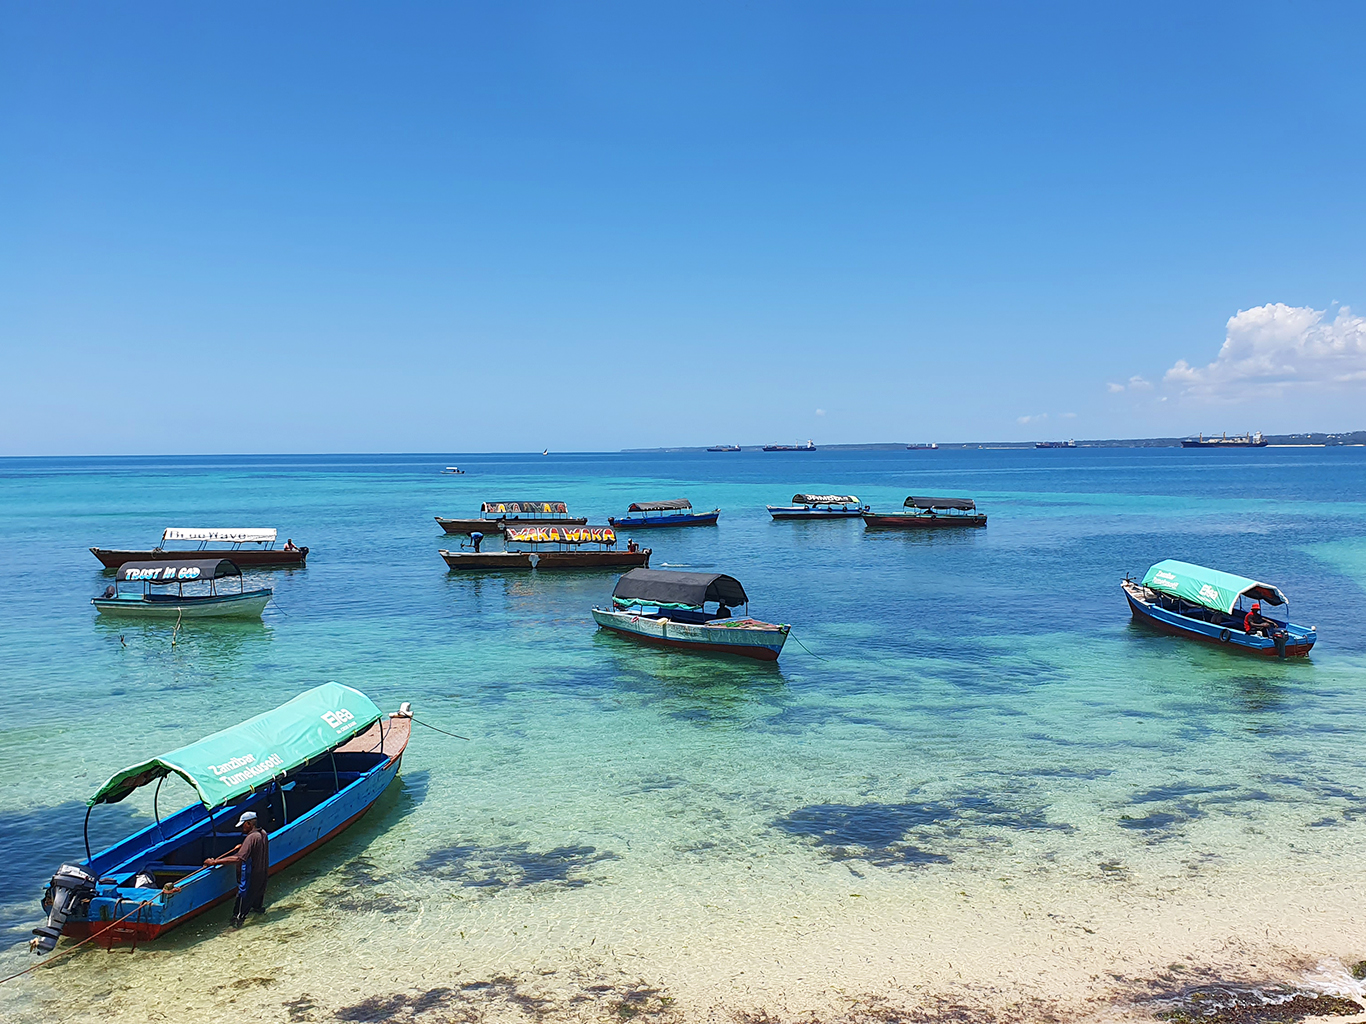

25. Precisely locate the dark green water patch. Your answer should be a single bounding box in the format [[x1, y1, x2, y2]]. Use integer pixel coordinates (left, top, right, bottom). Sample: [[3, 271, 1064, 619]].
[[772, 792, 1070, 867], [415, 841, 619, 889]]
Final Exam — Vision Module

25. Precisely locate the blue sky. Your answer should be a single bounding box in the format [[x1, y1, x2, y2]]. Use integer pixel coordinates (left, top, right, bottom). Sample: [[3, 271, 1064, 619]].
[[3, 2, 1364, 454]]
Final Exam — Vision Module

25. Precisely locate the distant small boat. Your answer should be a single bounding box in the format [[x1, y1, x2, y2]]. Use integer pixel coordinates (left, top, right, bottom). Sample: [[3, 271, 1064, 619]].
[[1035, 440, 1076, 449], [542, 449, 549, 456], [1181, 432, 1267, 448], [91, 527, 307, 570], [762, 440, 816, 452], [863, 496, 987, 529], [907, 443, 938, 450], [609, 499, 720, 529], [92, 559, 272, 618], [592, 569, 789, 661], [442, 467, 465, 475], [767, 494, 868, 520], [707, 444, 742, 452], [1122, 559, 1315, 656], [31, 683, 411, 950], [435, 500, 588, 536]]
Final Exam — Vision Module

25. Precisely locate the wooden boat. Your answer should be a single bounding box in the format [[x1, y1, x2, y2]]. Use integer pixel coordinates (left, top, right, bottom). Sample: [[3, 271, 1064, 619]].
[[91, 528, 307, 570], [91, 559, 272, 619], [762, 440, 816, 451], [1181, 431, 1268, 448], [440, 525, 650, 570], [435, 500, 588, 535], [1122, 559, 1316, 657], [592, 569, 789, 660], [767, 493, 868, 519], [609, 499, 720, 529], [31, 683, 411, 950], [442, 467, 465, 474], [863, 496, 987, 529]]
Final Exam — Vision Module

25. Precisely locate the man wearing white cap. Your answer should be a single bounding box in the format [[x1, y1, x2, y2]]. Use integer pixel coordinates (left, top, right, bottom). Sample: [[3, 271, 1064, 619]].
[[204, 810, 270, 928]]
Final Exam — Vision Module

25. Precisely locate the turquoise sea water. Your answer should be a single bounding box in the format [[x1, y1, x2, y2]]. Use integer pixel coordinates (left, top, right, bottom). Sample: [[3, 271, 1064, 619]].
[[2, 448, 1365, 1020]]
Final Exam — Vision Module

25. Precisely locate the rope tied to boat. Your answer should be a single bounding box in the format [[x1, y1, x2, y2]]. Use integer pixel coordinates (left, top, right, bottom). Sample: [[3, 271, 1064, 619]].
[[409, 717, 471, 741], [788, 633, 829, 661], [1, 898, 157, 985]]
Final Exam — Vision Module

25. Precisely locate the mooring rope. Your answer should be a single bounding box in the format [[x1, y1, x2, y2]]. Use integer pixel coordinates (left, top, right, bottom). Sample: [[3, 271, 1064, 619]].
[[788, 632, 829, 661], [409, 717, 471, 741], [0, 899, 156, 986]]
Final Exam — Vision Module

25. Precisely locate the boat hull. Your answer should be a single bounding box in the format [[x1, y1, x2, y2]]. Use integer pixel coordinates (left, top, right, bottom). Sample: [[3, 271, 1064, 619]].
[[534, 550, 651, 569], [608, 511, 719, 529], [53, 717, 410, 946], [435, 516, 587, 535], [440, 550, 534, 570], [91, 590, 273, 618], [862, 513, 987, 529], [767, 506, 867, 519], [592, 608, 787, 660], [1121, 581, 1315, 656], [92, 547, 307, 569]]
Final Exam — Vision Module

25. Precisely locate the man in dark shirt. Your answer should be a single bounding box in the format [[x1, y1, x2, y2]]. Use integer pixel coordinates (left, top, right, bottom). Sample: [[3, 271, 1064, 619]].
[[205, 811, 269, 928]]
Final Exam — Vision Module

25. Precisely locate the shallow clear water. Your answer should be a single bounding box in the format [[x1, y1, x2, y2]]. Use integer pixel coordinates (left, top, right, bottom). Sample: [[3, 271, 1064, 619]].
[[2, 448, 1365, 1020]]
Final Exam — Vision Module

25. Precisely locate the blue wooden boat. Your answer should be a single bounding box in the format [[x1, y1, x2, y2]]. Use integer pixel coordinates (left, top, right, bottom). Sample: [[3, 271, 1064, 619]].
[[608, 499, 720, 529], [1122, 559, 1316, 657], [92, 559, 272, 619], [31, 683, 411, 951], [592, 569, 789, 661]]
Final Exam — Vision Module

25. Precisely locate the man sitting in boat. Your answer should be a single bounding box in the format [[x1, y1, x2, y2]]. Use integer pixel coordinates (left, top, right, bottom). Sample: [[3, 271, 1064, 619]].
[[204, 811, 270, 928], [626, 538, 638, 553], [1243, 602, 1274, 637], [282, 538, 299, 552]]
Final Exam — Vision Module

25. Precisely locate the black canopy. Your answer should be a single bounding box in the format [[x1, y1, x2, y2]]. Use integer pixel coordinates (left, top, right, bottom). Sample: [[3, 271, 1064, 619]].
[[611, 569, 748, 607], [904, 496, 976, 510], [627, 499, 692, 512], [116, 559, 242, 583]]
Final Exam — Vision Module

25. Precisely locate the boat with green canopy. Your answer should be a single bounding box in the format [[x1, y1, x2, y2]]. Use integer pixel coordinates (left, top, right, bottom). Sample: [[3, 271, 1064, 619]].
[[31, 682, 413, 951], [1121, 559, 1316, 657]]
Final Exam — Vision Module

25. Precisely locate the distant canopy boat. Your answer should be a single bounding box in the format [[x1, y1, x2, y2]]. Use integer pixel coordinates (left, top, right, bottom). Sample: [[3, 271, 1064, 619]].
[[1122, 559, 1316, 657], [435, 499, 587, 536], [91, 528, 307, 570], [92, 559, 272, 619], [767, 494, 868, 519], [591, 568, 790, 661], [608, 499, 720, 529], [862, 496, 987, 529], [32, 683, 412, 950], [439, 524, 651, 571]]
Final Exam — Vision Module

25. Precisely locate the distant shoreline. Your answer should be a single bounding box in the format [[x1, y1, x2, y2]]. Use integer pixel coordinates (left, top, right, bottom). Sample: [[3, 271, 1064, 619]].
[[625, 431, 1366, 453]]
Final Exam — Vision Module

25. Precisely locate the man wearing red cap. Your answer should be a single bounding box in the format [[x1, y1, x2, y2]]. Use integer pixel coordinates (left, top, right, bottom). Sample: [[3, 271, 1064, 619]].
[[1244, 602, 1273, 637]]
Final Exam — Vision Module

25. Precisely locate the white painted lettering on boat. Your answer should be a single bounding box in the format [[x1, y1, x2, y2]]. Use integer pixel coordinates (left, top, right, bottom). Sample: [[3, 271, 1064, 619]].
[[1198, 584, 1221, 603], [220, 752, 284, 787], [321, 709, 355, 730], [210, 754, 256, 776], [125, 566, 202, 582]]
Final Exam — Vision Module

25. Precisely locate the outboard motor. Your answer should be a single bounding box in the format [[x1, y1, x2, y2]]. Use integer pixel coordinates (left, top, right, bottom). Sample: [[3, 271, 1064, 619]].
[[1274, 630, 1288, 659], [32, 864, 97, 953]]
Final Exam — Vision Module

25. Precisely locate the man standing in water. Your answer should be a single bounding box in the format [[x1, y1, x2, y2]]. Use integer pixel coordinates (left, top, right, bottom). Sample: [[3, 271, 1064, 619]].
[[204, 810, 269, 928]]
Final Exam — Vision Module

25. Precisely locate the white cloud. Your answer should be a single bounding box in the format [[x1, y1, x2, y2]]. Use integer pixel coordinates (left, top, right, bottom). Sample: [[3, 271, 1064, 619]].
[[1017, 413, 1048, 424], [815, 408, 826, 416], [1061, 412, 1078, 419], [1165, 303, 1366, 400], [1107, 375, 1152, 393]]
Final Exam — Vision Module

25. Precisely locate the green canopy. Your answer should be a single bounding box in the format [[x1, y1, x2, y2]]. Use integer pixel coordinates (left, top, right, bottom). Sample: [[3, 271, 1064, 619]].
[[1141, 559, 1287, 616], [91, 682, 383, 809]]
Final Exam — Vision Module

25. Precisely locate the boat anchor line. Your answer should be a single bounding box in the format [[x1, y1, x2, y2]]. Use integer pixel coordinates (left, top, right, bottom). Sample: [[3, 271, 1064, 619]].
[[3, 899, 157, 984], [788, 632, 828, 661]]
